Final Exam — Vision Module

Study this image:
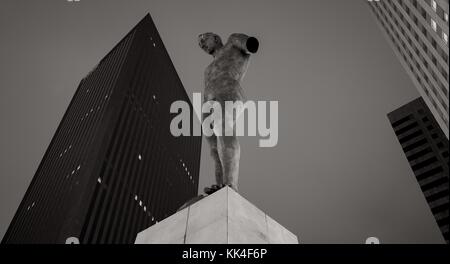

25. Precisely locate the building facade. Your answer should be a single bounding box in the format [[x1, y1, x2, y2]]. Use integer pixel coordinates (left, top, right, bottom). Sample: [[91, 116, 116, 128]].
[[388, 97, 449, 243], [368, 0, 449, 138], [2, 14, 201, 244]]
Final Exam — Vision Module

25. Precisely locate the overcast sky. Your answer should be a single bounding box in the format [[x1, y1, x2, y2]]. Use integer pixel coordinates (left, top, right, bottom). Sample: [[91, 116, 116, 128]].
[[0, 0, 445, 243]]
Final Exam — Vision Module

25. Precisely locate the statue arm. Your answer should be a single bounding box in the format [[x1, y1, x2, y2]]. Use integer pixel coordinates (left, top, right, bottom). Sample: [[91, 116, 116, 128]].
[[228, 33, 259, 54]]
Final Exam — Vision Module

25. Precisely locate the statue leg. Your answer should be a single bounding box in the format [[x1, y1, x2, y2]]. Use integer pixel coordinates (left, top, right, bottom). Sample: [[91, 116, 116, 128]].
[[217, 135, 240, 191], [215, 101, 241, 192], [205, 134, 224, 185]]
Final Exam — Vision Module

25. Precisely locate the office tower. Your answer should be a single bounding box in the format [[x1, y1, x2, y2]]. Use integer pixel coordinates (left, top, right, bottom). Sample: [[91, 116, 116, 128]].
[[368, 0, 449, 138], [2, 14, 201, 244], [388, 97, 449, 243]]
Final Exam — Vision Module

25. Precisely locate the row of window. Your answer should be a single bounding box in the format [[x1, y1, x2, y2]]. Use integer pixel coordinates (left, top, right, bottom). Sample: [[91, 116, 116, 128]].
[[430, 18, 448, 44], [26, 202, 35, 211], [430, 0, 449, 23], [429, 0, 449, 46], [133, 194, 156, 222], [407, 0, 449, 67], [59, 144, 72, 158], [80, 103, 104, 122], [180, 158, 194, 181]]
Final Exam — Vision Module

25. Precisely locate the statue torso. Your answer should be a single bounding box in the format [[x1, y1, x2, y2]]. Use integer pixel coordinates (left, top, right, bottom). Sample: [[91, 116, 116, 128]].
[[204, 43, 250, 101]]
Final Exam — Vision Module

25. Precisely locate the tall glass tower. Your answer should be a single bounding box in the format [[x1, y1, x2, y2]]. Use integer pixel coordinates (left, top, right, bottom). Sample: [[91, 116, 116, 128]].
[[368, 0, 449, 138], [2, 14, 201, 244]]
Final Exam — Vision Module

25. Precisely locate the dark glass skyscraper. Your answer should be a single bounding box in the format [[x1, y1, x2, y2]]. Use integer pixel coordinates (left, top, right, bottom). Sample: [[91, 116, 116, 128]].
[[2, 14, 201, 244], [388, 97, 449, 243]]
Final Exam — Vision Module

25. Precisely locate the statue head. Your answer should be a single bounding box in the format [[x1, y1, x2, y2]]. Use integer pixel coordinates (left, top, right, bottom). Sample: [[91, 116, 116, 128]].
[[198, 32, 223, 55]]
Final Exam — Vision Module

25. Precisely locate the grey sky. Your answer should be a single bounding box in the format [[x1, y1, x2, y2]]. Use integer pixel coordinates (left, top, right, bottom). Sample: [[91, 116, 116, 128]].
[[0, 0, 444, 243]]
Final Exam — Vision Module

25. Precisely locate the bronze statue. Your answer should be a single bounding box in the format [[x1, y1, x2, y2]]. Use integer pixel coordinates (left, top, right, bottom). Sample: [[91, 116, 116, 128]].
[[199, 32, 259, 194]]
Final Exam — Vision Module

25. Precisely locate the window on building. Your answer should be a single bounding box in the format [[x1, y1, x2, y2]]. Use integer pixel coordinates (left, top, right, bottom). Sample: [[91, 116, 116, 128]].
[[432, 38, 437, 49], [431, 0, 437, 12], [445, 13, 449, 23], [443, 32, 448, 44], [432, 55, 437, 66], [431, 19, 437, 31]]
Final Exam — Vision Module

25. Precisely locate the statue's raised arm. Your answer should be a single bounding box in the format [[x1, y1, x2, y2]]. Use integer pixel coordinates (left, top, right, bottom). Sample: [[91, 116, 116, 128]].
[[228, 33, 259, 54]]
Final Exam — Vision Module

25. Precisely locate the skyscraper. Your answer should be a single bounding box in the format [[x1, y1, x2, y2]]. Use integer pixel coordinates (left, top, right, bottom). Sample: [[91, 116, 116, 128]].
[[388, 97, 449, 243], [368, 0, 449, 138], [2, 14, 201, 244]]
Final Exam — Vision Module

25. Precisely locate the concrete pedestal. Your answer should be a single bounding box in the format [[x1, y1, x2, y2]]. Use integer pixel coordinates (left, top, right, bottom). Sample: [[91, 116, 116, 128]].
[[135, 186, 298, 244]]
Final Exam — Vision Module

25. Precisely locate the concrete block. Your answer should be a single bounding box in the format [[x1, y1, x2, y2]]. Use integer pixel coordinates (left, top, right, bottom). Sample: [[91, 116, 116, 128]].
[[135, 207, 188, 244], [185, 190, 228, 244], [135, 186, 298, 244]]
